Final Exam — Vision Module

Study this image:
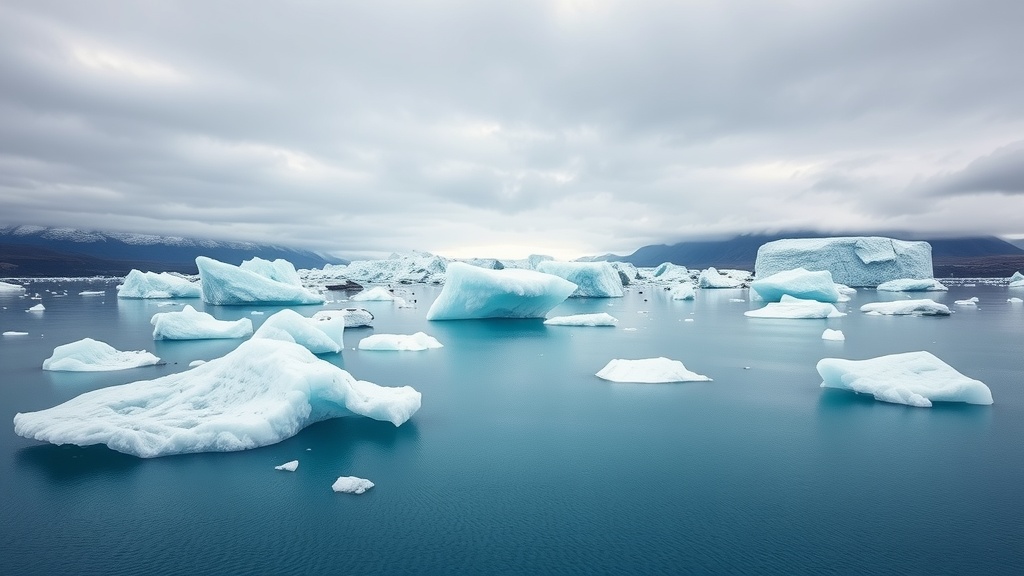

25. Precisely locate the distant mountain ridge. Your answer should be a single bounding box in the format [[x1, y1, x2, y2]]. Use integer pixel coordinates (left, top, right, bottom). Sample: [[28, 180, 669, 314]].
[[0, 225, 347, 277]]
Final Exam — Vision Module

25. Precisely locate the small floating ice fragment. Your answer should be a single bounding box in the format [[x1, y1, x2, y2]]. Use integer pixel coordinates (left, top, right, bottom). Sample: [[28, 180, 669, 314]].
[[332, 476, 374, 494]]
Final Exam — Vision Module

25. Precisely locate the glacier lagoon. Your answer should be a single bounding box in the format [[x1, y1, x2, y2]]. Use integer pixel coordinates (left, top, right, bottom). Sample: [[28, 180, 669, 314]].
[[1, 279, 1023, 574]]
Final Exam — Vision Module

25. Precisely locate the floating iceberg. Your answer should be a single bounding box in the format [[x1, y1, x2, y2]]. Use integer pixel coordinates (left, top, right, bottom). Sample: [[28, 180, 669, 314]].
[[358, 332, 443, 351], [27, 303, 45, 312], [253, 309, 344, 354], [698, 267, 743, 289], [0, 280, 26, 294], [196, 256, 324, 306], [751, 267, 841, 303], [650, 263, 692, 283], [3, 331, 29, 336], [954, 297, 979, 307], [1009, 271, 1024, 283], [426, 262, 576, 320], [822, 329, 845, 341], [332, 476, 374, 494], [239, 257, 303, 287], [14, 338, 422, 457], [117, 270, 202, 299], [860, 299, 950, 316], [671, 283, 696, 300], [535, 261, 623, 298], [817, 351, 993, 407], [151, 304, 253, 340], [755, 237, 933, 287], [1009, 297, 1023, 304], [543, 313, 619, 326], [596, 357, 712, 383], [350, 286, 399, 301], [275, 460, 299, 472], [308, 252, 448, 286], [876, 278, 948, 292], [744, 295, 846, 319], [334, 308, 374, 328], [42, 338, 161, 372]]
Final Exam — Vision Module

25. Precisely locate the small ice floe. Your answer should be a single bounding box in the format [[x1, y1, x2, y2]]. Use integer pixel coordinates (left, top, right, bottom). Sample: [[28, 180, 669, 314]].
[[860, 299, 950, 316], [683, 318, 695, 322], [544, 313, 618, 327], [744, 295, 845, 319], [251, 311, 265, 315], [1009, 297, 1023, 304], [623, 327, 638, 331], [42, 338, 161, 372], [358, 332, 443, 351], [332, 476, 374, 494], [350, 286, 398, 301], [596, 357, 711, 383], [275, 460, 299, 472], [3, 331, 29, 336], [26, 304, 45, 312], [188, 360, 206, 368], [151, 305, 253, 340], [156, 302, 181, 307], [729, 298, 746, 303], [821, 329, 845, 341], [876, 278, 947, 292], [79, 291, 105, 296], [954, 297, 979, 307]]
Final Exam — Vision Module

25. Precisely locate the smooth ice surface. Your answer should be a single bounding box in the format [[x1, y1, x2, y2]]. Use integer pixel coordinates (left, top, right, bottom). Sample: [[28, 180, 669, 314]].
[[822, 329, 846, 341], [535, 261, 624, 298], [860, 299, 951, 316], [955, 297, 979, 306], [275, 460, 299, 472], [744, 295, 846, 319], [117, 270, 202, 299], [0, 281, 26, 294], [253, 309, 344, 354], [755, 237, 933, 287], [358, 332, 443, 351], [42, 338, 161, 372], [671, 283, 696, 300], [196, 256, 324, 306], [1009, 297, 1023, 303], [817, 351, 993, 407], [596, 357, 711, 383], [351, 287, 398, 301], [544, 313, 619, 327], [751, 268, 841, 303], [27, 304, 45, 312], [426, 262, 576, 320], [3, 331, 29, 336], [332, 476, 374, 494], [876, 278, 948, 292], [14, 338, 422, 457], [698, 267, 743, 288], [151, 304, 253, 340]]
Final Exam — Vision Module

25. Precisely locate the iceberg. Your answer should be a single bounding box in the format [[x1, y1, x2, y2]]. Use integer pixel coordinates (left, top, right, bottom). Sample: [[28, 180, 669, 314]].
[[13, 338, 422, 458], [755, 237, 933, 287], [42, 338, 161, 372], [543, 313, 619, 326], [426, 262, 577, 320], [697, 267, 743, 289], [196, 256, 324, 306], [671, 283, 696, 300], [860, 299, 950, 316], [954, 297, 979, 307], [275, 460, 299, 472], [252, 309, 344, 354], [650, 263, 692, 283], [332, 476, 374, 494], [239, 257, 303, 287], [535, 261, 624, 298], [1009, 297, 1023, 303], [3, 331, 29, 336], [358, 332, 443, 351], [1009, 271, 1024, 283], [27, 303, 45, 312], [751, 267, 841, 303], [1010, 276, 1024, 288], [596, 357, 712, 383], [117, 270, 201, 299], [817, 351, 993, 407], [334, 308, 374, 328], [744, 295, 846, 319], [350, 286, 399, 301], [876, 278, 948, 292], [821, 329, 846, 341], [0, 280, 26, 294], [151, 304, 253, 340]]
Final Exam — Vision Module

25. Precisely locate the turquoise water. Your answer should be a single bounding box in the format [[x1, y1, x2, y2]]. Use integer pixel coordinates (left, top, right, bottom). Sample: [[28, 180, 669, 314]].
[[1, 280, 1022, 574]]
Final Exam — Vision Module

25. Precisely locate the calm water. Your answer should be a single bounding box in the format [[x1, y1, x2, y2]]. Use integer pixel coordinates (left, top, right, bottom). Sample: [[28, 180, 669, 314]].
[[1, 280, 1022, 575]]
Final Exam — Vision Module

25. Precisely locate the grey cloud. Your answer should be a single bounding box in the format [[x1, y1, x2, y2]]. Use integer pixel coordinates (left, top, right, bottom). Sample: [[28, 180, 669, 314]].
[[916, 141, 1024, 197]]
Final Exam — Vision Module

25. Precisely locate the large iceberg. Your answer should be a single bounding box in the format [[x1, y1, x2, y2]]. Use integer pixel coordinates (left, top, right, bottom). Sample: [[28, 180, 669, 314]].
[[543, 313, 619, 327], [751, 268, 841, 303], [876, 278, 948, 292], [817, 351, 993, 407], [744, 295, 846, 319], [535, 261, 623, 298], [755, 237, 933, 287], [151, 305, 253, 340], [426, 262, 576, 320], [252, 309, 344, 354], [239, 257, 303, 287], [13, 338, 422, 457], [0, 280, 26, 294], [117, 270, 202, 299], [698, 267, 743, 289], [358, 332, 443, 351], [307, 252, 448, 286], [197, 256, 324, 306], [596, 357, 712, 383], [43, 338, 161, 372], [860, 299, 950, 316]]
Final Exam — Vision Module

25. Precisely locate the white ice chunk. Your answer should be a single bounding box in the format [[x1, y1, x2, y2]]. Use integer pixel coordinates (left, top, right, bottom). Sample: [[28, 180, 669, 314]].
[[350, 286, 398, 301], [151, 304, 253, 340], [196, 256, 324, 306], [595, 357, 711, 383], [671, 283, 696, 300], [253, 309, 344, 354], [650, 262, 692, 283], [275, 460, 299, 472], [332, 476, 374, 494], [1010, 278, 1024, 288], [14, 338, 421, 457], [336, 308, 374, 328], [876, 278, 948, 292], [860, 299, 951, 316], [426, 262, 576, 320], [543, 313, 619, 326], [751, 267, 840, 302], [42, 338, 161, 371], [117, 269, 201, 299], [755, 237, 933, 287], [954, 297, 979, 306], [0, 281, 26, 294], [698, 267, 743, 289], [1009, 271, 1024, 283], [79, 290, 105, 296], [1009, 297, 1023, 303], [239, 257, 303, 287], [188, 360, 206, 367], [817, 351, 993, 407], [744, 295, 847, 319], [358, 332, 443, 351], [535, 261, 624, 298], [3, 331, 29, 336], [821, 329, 846, 341], [27, 303, 45, 312]]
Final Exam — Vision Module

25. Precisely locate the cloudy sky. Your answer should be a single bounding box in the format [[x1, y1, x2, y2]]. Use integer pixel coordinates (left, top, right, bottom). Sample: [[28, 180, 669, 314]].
[[1, 0, 1022, 259]]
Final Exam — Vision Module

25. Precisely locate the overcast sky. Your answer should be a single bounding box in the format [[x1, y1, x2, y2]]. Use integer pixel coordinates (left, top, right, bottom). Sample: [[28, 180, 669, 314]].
[[1, 1, 1022, 259]]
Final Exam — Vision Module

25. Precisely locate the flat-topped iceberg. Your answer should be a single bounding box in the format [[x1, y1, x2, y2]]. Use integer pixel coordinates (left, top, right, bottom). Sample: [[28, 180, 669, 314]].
[[744, 295, 846, 319], [698, 267, 743, 289], [822, 329, 845, 341], [596, 357, 712, 383], [42, 338, 161, 372], [426, 262, 576, 320], [117, 270, 201, 299], [817, 351, 993, 407], [751, 267, 841, 303], [755, 237, 933, 287], [252, 309, 344, 354], [876, 278, 948, 292], [197, 256, 324, 306], [544, 313, 619, 326], [0, 281, 26, 294], [358, 332, 443, 351], [671, 283, 696, 300], [13, 338, 422, 457], [151, 304, 253, 340], [860, 299, 950, 316], [535, 261, 623, 298]]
